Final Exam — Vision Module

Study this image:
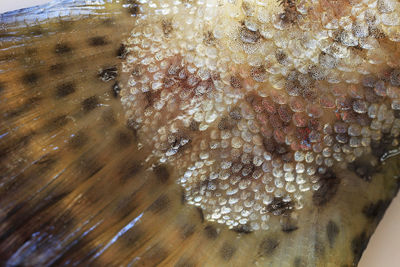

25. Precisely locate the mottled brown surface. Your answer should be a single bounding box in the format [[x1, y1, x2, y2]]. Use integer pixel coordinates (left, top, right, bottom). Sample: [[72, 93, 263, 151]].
[[0, 1, 399, 266]]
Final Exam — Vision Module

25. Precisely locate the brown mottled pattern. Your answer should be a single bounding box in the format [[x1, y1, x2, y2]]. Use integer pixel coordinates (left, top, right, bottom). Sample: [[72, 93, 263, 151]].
[[0, 1, 399, 267]]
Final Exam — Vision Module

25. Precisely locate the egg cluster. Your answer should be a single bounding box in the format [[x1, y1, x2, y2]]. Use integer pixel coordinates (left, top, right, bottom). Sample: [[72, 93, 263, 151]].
[[120, 0, 400, 230]]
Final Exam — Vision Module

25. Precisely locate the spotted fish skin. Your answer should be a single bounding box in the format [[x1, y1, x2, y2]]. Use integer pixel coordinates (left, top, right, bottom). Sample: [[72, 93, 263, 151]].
[[0, 0, 399, 266]]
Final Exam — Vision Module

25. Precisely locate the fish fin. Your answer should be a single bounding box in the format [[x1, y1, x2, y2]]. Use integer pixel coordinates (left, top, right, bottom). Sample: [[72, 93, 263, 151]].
[[0, 1, 158, 265]]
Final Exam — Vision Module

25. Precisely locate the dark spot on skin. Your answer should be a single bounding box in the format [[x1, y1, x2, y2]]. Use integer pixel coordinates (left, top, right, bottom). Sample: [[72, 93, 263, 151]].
[[153, 165, 170, 183], [351, 231, 370, 265], [279, 0, 300, 24], [140, 244, 169, 266], [68, 131, 88, 149], [246, 92, 261, 107], [371, 133, 395, 159], [278, 105, 293, 123], [220, 242, 236, 261], [175, 258, 195, 267], [132, 65, 143, 78], [22, 72, 40, 85], [120, 225, 143, 247], [250, 66, 267, 82], [98, 66, 118, 82], [332, 30, 343, 43], [229, 107, 242, 120], [144, 90, 157, 108], [265, 197, 293, 216], [44, 115, 69, 132], [162, 20, 173, 36], [259, 238, 279, 257], [118, 159, 141, 182], [269, 109, 286, 127], [364, 87, 386, 104], [111, 82, 121, 98], [4, 97, 42, 118], [189, 120, 199, 131], [390, 69, 400, 86], [114, 130, 134, 148], [281, 150, 293, 163], [297, 73, 314, 88], [239, 26, 261, 44], [55, 43, 72, 54], [247, 92, 260, 106], [0, 134, 33, 161], [57, 19, 75, 31], [29, 25, 43, 36], [293, 257, 307, 267], [0, 51, 16, 62], [3, 202, 26, 223], [101, 18, 115, 27], [232, 224, 253, 234], [347, 157, 377, 181], [326, 220, 340, 248], [336, 133, 349, 144], [275, 50, 288, 65], [203, 31, 216, 46], [218, 117, 235, 130], [181, 189, 187, 204], [336, 96, 353, 110], [362, 75, 378, 87], [362, 199, 391, 222], [285, 79, 302, 96], [82, 96, 99, 112], [50, 63, 65, 74], [308, 65, 325, 81], [281, 223, 299, 234], [369, 26, 385, 39], [393, 109, 400, 119], [26, 48, 37, 56], [35, 155, 58, 172], [125, 0, 140, 16], [88, 36, 108, 46], [56, 82, 76, 98], [167, 63, 182, 77], [312, 170, 340, 206], [76, 151, 104, 178], [204, 225, 219, 240], [263, 137, 290, 155], [196, 207, 205, 222], [241, 164, 254, 177], [308, 118, 321, 131], [117, 43, 128, 59], [281, 216, 299, 233], [181, 224, 196, 239], [351, 44, 364, 51], [165, 133, 191, 155], [148, 195, 170, 213], [163, 77, 176, 88], [346, 111, 371, 127]]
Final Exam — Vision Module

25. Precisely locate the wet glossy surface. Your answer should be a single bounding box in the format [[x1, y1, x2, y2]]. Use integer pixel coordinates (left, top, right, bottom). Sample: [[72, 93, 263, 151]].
[[0, 0, 398, 267]]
